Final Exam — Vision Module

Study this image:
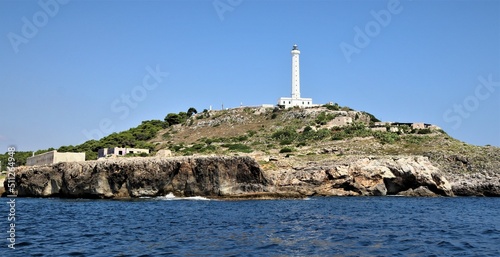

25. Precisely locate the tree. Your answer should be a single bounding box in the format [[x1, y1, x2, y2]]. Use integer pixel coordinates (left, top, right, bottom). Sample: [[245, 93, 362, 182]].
[[85, 151, 98, 160], [187, 107, 198, 117], [165, 113, 181, 126], [57, 145, 76, 152], [178, 112, 188, 123], [35, 147, 55, 155]]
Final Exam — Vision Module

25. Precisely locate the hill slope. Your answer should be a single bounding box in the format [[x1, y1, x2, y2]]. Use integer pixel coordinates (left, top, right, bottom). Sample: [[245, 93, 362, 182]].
[[148, 105, 499, 196]]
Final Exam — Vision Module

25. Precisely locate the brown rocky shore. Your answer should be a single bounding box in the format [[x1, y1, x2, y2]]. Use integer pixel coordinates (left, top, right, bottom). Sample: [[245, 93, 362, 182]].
[[4, 155, 498, 199]]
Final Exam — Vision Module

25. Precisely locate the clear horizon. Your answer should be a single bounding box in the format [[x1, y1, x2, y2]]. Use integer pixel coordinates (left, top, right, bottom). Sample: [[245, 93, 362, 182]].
[[1, 0, 499, 152]]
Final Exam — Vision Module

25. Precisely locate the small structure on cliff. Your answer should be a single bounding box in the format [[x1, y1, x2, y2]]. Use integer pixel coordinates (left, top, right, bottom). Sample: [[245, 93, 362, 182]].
[[27, 150, 85, 166], [370, 122, 442, 132], [98, 147, 149, 158]]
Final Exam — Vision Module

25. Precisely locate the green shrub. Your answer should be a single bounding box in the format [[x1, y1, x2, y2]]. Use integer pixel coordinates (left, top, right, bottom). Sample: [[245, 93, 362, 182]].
[[272, 127, 298, 142], [204, 137, 226, 144], [234, 135, 248, 142], [279, 147, 294, 153], [125, 152, 149, 157], [170, 144, 184, 152], [331, 131, 347, 140], [343, 122, 372, 137], [247, 130, 257, 137], [417, 128, 432, 134], [303, 126, 313, 133], [280, 139, 294, 145], [311, 129, 332, 140], [204, 145, 217, 152], [222, 143, 253, 153], [315, 112, 335, 125], [191, 143, 205, 150], [404, 135, 424, 144], [323, 103, 340, 111], [373, 132, 400, 144], [296, 142, 307, 147]]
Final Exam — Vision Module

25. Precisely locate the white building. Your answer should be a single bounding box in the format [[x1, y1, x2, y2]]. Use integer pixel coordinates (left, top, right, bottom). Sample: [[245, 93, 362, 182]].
[[278, 44, 313, 108], [26, 150, 86, 166], [98, 147, 150, 158]]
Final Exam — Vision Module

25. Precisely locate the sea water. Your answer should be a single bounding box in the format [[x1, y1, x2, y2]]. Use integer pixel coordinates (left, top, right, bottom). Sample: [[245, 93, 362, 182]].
[[1, 196, 499, 256]]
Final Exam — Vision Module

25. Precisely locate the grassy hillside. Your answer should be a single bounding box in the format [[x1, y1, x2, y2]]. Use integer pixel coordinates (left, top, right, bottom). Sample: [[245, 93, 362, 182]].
[[147, 105, 499, 176], [150, 105, 443, 156]]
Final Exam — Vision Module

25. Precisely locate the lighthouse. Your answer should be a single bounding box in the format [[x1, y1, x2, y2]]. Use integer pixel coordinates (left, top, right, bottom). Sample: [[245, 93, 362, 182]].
[[278, 44, 313, 108], [291, 44, 301, 99]]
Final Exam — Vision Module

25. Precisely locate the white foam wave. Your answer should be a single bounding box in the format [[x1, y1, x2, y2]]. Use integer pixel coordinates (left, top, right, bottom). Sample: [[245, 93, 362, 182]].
[[157, 192, 212, 201]]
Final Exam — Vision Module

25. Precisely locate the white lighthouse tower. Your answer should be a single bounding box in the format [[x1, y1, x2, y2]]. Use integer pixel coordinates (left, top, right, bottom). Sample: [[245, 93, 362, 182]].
[[278, 44, 313, 108], [291, 44, 301, 99]]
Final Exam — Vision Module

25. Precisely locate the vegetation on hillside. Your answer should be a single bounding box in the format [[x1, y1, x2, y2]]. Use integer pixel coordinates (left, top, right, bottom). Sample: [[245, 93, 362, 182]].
[[154, 105, 460, 158], [0, 151, 33, 171], [0, 108, 198, 163]]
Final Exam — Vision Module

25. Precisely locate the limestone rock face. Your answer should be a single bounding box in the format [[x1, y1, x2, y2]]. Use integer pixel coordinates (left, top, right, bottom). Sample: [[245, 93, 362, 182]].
[[446, 173, 500, 196], [3, 155, 470, 198], [155, 149, 172, 157], [8, 156, 268, 199], [398, 186, 438, 197], [263, 156, 454, 197]]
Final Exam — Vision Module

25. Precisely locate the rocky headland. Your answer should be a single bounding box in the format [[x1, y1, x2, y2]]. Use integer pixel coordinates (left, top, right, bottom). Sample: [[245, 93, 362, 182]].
[[4, 106, 499, 199], [6, 154, 497, 199]]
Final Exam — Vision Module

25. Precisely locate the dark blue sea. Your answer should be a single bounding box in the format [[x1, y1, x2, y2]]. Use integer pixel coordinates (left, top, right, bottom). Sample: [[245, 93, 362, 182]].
[[1, 196, 499, 256]]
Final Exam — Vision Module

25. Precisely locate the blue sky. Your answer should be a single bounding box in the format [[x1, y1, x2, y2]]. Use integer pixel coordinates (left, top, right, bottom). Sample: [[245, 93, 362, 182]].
[[1, 0, 499, 152]]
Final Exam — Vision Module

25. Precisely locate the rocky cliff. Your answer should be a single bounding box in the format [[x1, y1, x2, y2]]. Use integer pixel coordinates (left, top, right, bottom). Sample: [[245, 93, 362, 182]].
[[264, 156, 454, 197], [4, 155, 467, 199], [8, 156, 270, 198]]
